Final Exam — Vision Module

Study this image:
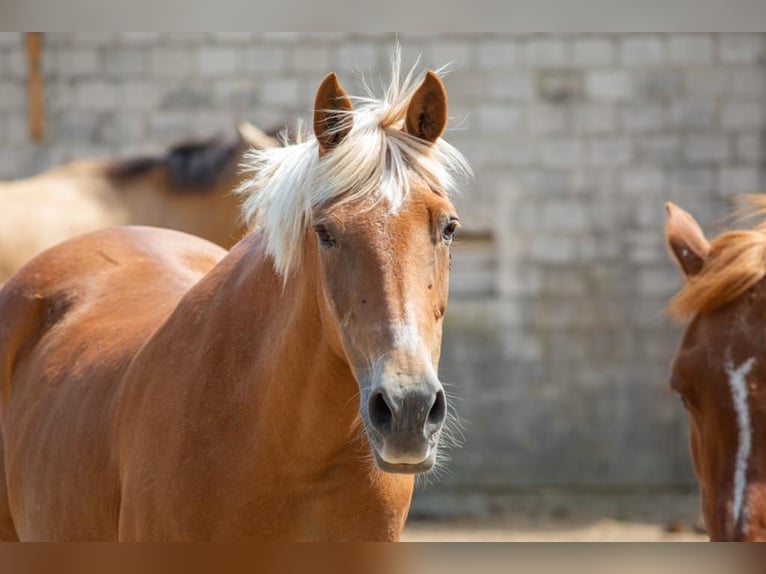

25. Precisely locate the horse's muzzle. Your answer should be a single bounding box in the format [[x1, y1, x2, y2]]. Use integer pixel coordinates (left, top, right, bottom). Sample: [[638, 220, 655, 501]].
[[366, 378, 447, 473]]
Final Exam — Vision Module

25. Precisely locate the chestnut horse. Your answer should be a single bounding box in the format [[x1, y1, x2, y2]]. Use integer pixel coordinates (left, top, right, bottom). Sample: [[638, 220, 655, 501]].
[[666, 199, 766, 541], [0, 123, 279, 283], [0, 61, 470, 541]]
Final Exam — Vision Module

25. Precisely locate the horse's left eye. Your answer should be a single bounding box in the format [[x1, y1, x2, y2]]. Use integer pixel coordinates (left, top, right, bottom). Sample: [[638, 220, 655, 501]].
[[442, 219, 459, 244], [314, 224, 336, 248]]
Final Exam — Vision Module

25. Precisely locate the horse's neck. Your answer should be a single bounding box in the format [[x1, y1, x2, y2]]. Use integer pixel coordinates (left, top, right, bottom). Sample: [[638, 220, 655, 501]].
[[186, 232, 365, 467]]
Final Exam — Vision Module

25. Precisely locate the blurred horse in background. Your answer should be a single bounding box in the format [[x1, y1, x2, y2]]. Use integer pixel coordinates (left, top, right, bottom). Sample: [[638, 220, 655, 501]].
[[0, 122, 280, 282]]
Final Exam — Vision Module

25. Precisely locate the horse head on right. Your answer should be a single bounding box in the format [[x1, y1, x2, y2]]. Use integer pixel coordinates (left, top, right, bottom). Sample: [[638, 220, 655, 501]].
[[666, 200, 766, 541]]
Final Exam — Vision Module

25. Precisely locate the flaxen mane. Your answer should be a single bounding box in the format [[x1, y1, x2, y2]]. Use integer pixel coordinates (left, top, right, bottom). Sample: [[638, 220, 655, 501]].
[[670, 196, 766, 318], [237, 52, 472, 279]]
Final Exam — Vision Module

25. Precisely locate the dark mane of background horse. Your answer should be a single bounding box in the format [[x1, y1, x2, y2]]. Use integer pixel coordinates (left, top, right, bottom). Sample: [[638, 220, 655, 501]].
[[106, 126, 282, 194]]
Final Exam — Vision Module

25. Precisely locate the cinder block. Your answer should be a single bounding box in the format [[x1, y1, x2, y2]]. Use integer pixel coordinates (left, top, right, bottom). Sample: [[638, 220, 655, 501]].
[[477, 39, 519, 69], [540, 139, 584, 168], [622, 168, 666, 196], [720, 34, 764, 63], [633, 69, 682, 100], [0, 82, 25, 111], [475, 104, 523, 132], [735, 133, 764, 162], [573, 104, 615, 133], [620, 104, 667, 133], [119, 80, 164, 109], [0, 32, 21, 47], [620, 35, 664, 66], [588, 137, 633, 166], [668, 35, 712, 64], [683, 134, 730, 163], [74, 81, 119, 109], [683, 69, 728, 97], [196, 46, 240, 77], [258, 77, 301, 107], [522, 37, 566, 67], [637, 135, 682, 165], [430, 41, 473, 68], [527, 234, 579, 264], [540, 200, 590, 232], [586, 70, 631, 100], [728, 69, 766, 97], [538, 69, 584, 103], [244, 46, 289, 74], [526, 104, 568, 135], [721, 101, 766, 129], [55, 49, 100, 78], [488, 71, 535, 100], [336, 42, 380, 71], [719, 167, 761, 197], [671, 101, 716, 129], [291, 46, 331, 72], [670, 167, 716, 195], [70, 32, 114, 47], [150, 48, 193, 78], [5, 47, 26, 79], [103, 47, 146, 78], [572, 37, 614, 66]]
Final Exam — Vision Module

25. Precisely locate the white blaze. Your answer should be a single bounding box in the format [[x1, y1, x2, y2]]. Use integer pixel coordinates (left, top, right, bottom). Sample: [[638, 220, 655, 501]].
[[726, 356, 756, 535], [393, 301, 421, 353]]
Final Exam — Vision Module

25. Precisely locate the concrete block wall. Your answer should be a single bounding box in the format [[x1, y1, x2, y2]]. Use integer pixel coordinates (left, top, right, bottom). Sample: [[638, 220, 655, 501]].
[[2, 33, 766, 513]]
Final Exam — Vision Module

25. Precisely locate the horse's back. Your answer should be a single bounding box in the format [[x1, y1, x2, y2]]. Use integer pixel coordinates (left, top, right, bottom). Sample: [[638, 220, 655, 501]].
[[0, 226, 226, 540]]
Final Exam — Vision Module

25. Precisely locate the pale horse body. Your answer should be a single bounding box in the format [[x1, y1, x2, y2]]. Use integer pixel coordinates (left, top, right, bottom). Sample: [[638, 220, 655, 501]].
[[0, 123, 279, 282]]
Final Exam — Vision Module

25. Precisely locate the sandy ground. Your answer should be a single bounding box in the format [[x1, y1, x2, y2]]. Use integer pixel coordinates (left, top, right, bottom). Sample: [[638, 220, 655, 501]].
[[402, 518, 706, 541], [401, 492, 708, 542]]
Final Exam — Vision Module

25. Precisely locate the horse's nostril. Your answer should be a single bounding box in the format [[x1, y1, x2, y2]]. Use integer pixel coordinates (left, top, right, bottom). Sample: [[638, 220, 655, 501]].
[[369, 390, 393, 434], [428, 390, 446, 427]]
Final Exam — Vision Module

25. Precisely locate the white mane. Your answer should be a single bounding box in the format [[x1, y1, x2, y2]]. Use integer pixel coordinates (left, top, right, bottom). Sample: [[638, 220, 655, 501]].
[[237, 51, 472, 279]]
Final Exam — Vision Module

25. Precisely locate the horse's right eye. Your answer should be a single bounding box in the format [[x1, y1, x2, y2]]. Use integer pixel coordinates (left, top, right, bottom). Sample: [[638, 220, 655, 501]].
[[314, 224, 336, 248], [442, 218, 460, 244]]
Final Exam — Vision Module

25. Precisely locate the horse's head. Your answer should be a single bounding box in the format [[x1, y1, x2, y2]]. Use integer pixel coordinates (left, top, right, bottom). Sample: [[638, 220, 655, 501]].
[[240, 62, 470, 474], [311, 71, 466, 474], [666, 201, 766, 540], [313, 73, 459, 474]]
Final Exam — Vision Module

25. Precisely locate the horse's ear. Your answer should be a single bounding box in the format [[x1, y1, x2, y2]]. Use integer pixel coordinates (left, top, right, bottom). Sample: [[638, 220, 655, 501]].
[[665, 202, 710, 278], [405, 71, 448, 143], [313, 73, 353, 155]]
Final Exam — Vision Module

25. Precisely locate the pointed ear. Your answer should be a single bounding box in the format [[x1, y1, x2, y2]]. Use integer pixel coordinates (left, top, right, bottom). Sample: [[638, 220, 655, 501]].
[[665, 202, 710, 278], [405, 71, 448, 143], [313, 73, 353, 155]]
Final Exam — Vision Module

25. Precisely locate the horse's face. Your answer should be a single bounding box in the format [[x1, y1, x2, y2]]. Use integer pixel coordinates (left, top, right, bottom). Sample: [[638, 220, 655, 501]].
[[670, 298, 766, 540], [314, 187, 457, 473], [310, 72, 456, 474], [666, 202, 766, 540]]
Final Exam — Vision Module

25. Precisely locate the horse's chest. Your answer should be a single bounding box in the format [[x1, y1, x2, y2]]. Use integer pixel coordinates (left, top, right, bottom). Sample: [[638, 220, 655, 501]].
[[225, 473, 411, 541]]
